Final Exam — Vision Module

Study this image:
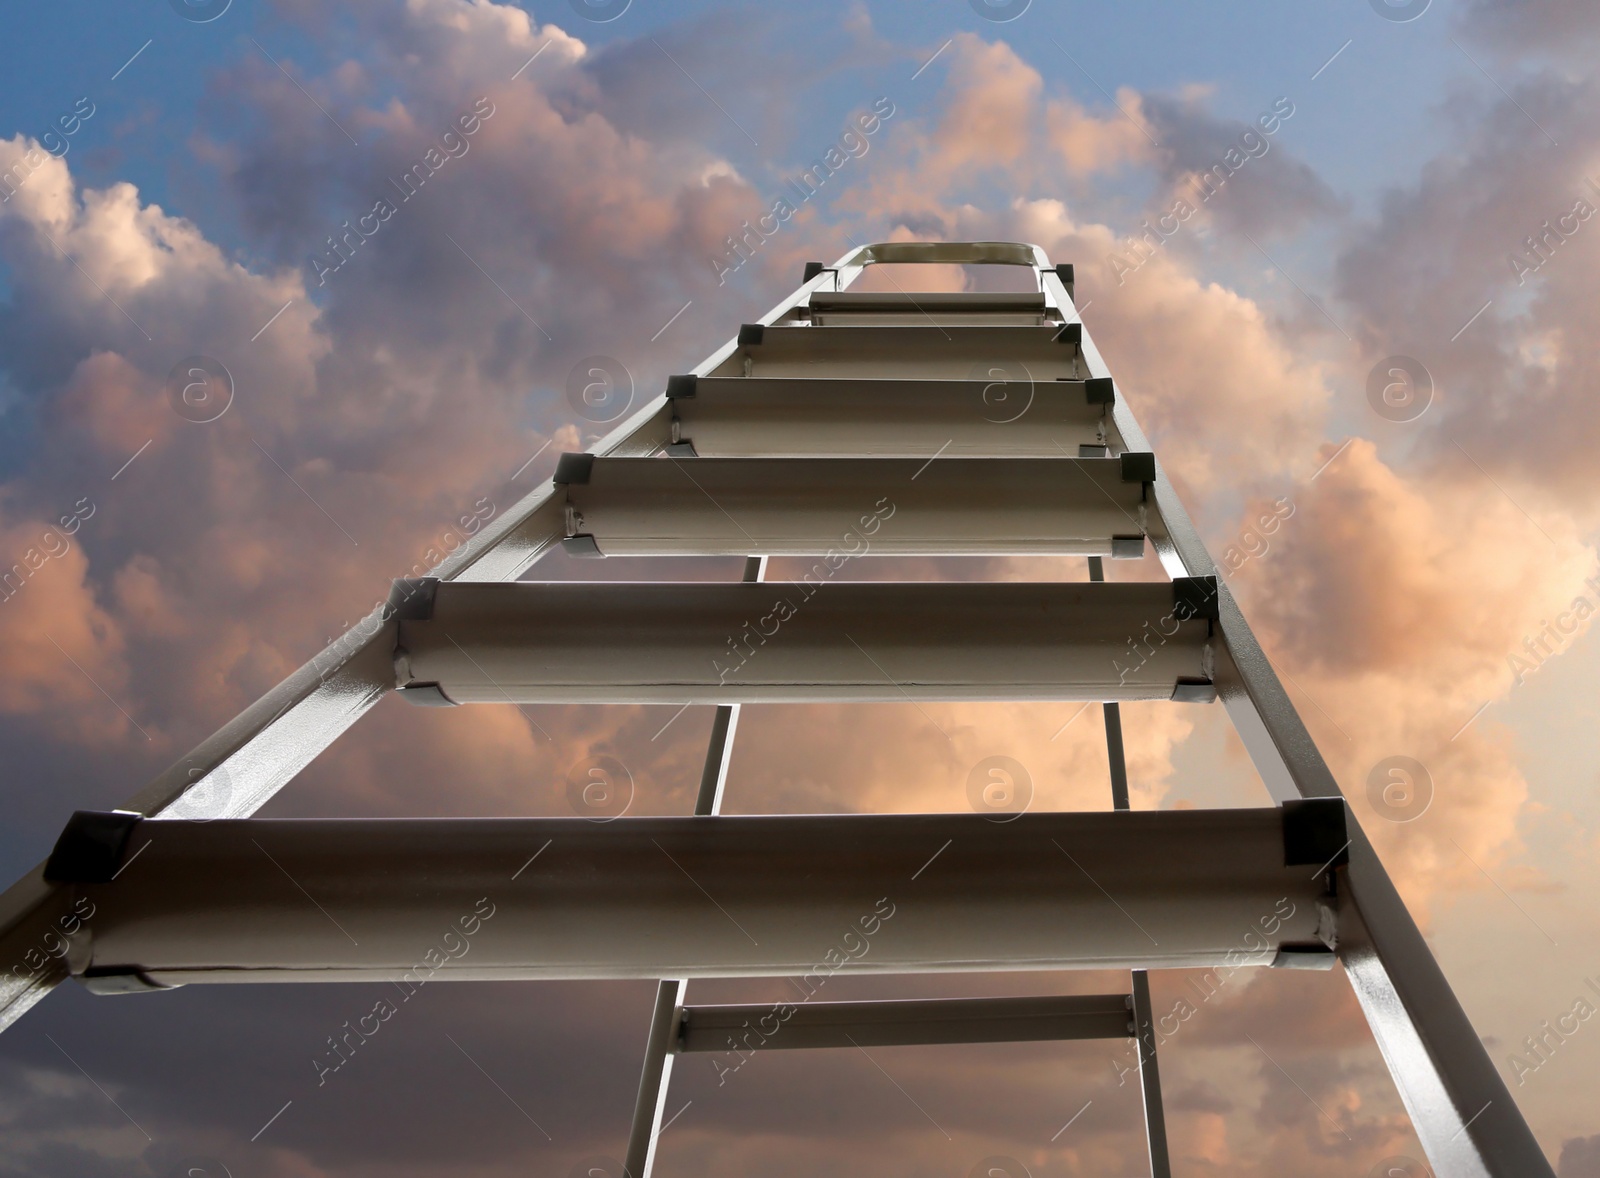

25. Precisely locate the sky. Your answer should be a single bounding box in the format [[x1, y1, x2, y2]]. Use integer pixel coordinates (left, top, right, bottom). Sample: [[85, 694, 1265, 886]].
[[1, 0, 1599, 1175]]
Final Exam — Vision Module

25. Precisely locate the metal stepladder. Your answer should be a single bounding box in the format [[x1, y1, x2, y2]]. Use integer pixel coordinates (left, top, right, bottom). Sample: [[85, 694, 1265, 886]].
[[0, 242, 1551, 1177]]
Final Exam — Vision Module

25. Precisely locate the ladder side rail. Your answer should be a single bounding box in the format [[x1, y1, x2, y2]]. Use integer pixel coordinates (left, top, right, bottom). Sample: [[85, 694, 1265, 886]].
[[0, 270, 829, 1031], [1066, 263, 1552, 1177]]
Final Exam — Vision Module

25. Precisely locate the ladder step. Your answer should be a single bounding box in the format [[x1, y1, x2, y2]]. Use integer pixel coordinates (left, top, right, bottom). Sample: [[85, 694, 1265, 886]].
[[804, 291, 1049, 326], [712, 325, 1084, 379], [391, 580, 1217, 705], [556, 455, 1157, 557], [676, 993, 1134, 1052], [47, 805, 1343, 989], [670, 377, 1112, 456]]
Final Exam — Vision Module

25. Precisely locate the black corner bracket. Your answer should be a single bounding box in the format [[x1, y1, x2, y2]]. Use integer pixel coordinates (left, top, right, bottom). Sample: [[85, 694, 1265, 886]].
[[398, 683, 458, 708], [1172, 576, 1220, 622], [1270, 944, 1338, 971], [1110, 535, 1145, 560], [562, 534, 605, 558], [737, 323, 765, 347], [1053, 322, 1082, 346], [1281, 797, 1350, 869], [665, 374, 698, 399], [1119, 452, 1156, 484], [78, 967, 181, 995], [44, 810, 142, 884], [388, 577, 439, 622], [803, 261, 827, 282], [1084, 377, 1114, 405], [553, 452, 595, 486]]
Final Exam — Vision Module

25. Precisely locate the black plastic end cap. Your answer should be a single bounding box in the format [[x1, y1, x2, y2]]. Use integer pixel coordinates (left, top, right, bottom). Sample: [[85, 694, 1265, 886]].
[[44, 811, 142, 883], [737, 323, 765, 346], [1054, 322, 1083, 346], [803, 261, 825, 282], [1085, 377, 1115, 405], [1281, 798, 1350, 868], [1270, 944, 1338, 971], [398, 683, 457, 707], [1110, 535, 1145, 560], [388, 577, 439, 621], [553, 452, 595, 486], [1119, 451, 1156, 483], [1172, 576, 1220, 622], [665, 374, 698, 399], [562, 534, 605, 558], [79, 968, 180, 995], [1054, 263, 1075, 285]]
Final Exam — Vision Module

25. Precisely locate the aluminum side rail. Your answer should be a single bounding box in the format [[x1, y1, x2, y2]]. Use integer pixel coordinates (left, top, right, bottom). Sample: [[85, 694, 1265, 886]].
[[1044, 262, 1555, 1176], [44, 806, 1339, 989], [556, 454, 1159, 557], [0, 247, 846, 1029], [390, 579, 1218, 705], [667, 376, 1111, 457]]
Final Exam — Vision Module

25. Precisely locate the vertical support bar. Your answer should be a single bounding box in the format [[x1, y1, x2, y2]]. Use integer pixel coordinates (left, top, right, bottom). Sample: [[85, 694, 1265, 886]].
[[1102, 702, 1130, 812], [1088, 556, 1170, 1177], [623, 978, 686, 1178], [624, 555, 766, 1177], [694, 556, 767, 816], [1086, 560, 1130, 809], [1129, 971, 1173, 1178], [693, 705, 740, 817]]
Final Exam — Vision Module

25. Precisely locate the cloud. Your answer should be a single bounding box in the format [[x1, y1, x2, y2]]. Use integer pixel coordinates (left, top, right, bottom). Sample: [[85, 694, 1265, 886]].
[[1003, 197, 1331, 498], [4, 5, 1596, 1175], [1139, 90, 1343, 238], [1046, 86, 1154, 175], [1232, 439, 1596, 913], [1332, 71, 1600, 510], [0, 509, 128, 742], [1461, 0, 1600, 52], [1562, 1134, 1600, 1177]]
